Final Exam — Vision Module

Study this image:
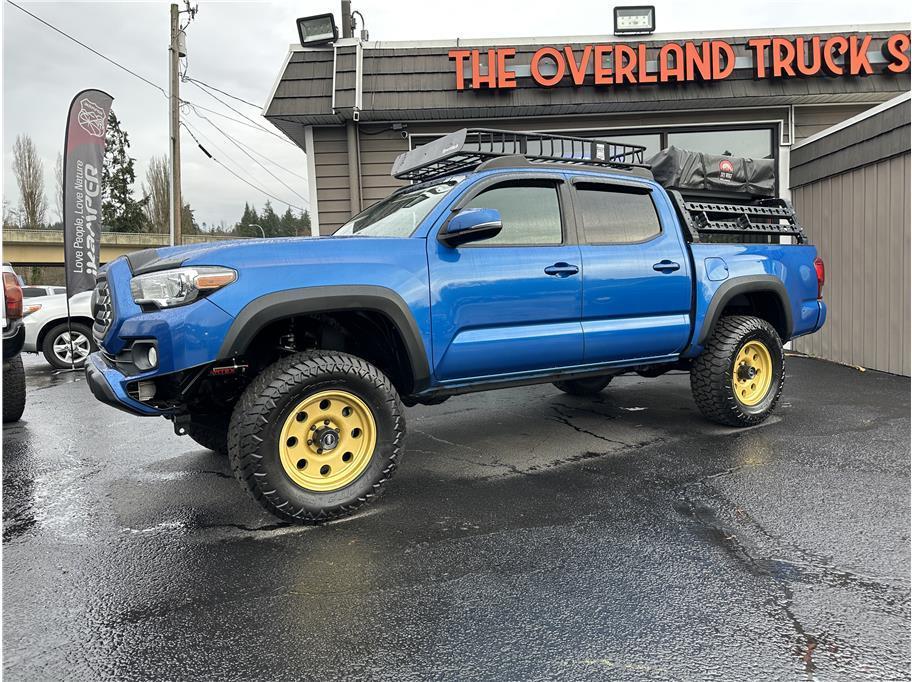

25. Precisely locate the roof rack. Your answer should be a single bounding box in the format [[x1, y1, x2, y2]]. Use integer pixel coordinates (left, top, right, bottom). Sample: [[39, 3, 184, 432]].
[[669, 191, 808, 244], [391, 128, 648, 182]]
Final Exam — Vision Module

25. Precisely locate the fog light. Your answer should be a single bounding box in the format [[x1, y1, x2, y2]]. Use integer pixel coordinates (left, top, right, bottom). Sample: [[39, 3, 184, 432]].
[[147, 345, 158, 368]]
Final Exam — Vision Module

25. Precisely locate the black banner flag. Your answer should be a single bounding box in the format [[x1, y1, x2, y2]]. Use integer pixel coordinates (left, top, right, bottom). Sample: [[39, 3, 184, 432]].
[[63, 89, 113, 295]]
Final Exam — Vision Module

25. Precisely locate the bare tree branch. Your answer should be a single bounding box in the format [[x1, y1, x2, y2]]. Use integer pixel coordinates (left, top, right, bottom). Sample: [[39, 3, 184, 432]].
[[54, 152, 63, 223], [12, 134, 47, 229], [142, 154, 169, 233]]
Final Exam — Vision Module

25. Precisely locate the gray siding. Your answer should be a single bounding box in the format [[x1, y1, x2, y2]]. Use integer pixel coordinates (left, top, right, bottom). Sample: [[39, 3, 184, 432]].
[[359, 130, 408, 205], [792, 151, 910, 376], [791, 99, 911, 187], [312, 126, 351, 233], [792, 104, 878, 143], [334, 45, 358, 111], [267, 49, 335, 124]]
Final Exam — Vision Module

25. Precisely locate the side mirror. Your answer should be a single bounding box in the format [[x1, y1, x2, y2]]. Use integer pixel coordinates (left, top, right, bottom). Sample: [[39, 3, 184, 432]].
[[439, 208, 502, 247]]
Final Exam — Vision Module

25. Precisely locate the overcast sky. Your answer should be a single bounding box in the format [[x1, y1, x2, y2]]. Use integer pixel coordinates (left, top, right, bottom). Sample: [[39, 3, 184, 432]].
[[2, 0, 909, 229]]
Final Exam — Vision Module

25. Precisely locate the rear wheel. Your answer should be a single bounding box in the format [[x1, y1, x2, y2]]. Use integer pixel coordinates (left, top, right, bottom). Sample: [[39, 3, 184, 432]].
[[553, 376, 612, 396], [3, 355, 26, 423], [228, 351, 405, 523], [41, 322, 95, 370], [690, 315, 784, 427]]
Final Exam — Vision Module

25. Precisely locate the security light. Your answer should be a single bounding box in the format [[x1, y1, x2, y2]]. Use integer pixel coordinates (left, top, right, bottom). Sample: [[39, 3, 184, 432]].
[[613, 6, 656, 35], [297, 13, 338, 46]]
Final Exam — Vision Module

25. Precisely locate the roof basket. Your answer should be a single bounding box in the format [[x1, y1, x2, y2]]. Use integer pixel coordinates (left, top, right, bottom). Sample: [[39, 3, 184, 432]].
[[391, 128, 648, 182]]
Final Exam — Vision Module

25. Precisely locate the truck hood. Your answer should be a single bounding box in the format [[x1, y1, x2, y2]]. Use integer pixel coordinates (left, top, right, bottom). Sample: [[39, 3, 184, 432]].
[[125, 235, 413, 274]]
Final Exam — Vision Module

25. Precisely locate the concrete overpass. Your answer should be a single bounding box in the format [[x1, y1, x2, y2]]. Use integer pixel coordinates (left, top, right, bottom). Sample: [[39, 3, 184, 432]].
[[2, 229, 244, 267]]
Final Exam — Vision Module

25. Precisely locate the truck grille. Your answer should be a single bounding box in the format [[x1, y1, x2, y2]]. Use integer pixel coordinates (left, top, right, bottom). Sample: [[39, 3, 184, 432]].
[[91, 279, 113, 342]]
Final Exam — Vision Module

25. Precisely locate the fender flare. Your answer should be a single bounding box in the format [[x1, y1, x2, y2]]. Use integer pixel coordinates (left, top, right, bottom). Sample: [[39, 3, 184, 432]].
[[217, 285, 430, 391], [697, 275, 793, 345]]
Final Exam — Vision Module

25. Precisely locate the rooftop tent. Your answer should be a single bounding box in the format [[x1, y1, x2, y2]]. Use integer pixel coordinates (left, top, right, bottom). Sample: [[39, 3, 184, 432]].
[[648, 146, 776, 198]]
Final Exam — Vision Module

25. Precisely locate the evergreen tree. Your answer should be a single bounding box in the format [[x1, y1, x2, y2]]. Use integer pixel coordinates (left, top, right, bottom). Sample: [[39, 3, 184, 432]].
[[298, 210, 311, 235], [260, 201, 280, 237], [102, 111, 148, 232], [181, 203, 200, 234], [279, 207, 297, 236], [236, 202, 260, 237]]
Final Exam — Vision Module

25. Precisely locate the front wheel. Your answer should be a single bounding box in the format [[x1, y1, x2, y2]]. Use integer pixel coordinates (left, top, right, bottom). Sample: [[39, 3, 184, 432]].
[[41, 322, 95, 370], [228, 351, 405, 523], [690, 315, 784, 427]]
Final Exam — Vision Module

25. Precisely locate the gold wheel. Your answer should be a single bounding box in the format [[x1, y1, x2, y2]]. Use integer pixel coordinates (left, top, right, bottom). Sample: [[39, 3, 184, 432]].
[[731, 340, 773, 407], [278, 389, 377, 492]]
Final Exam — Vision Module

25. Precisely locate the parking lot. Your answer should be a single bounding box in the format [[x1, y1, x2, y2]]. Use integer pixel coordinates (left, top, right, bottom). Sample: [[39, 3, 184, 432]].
[[2, 353, 910, 680]]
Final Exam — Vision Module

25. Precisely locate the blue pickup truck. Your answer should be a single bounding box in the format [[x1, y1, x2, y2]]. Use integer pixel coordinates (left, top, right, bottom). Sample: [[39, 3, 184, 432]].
[[86, 129, 826, 522]]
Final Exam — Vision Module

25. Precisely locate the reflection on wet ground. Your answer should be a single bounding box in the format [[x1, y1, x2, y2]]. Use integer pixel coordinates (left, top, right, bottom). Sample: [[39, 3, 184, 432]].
[[3, 353, 910, 680]]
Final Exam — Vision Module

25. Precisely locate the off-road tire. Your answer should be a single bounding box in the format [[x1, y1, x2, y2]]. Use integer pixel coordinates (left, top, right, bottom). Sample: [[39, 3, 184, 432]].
[[3, 355, 26, 423], [228, 351, 405, 523], [553, 376, 613, 396], [41, 321, 96, 370], [690, 315, 784, 427], [187, 416, 229, 456]]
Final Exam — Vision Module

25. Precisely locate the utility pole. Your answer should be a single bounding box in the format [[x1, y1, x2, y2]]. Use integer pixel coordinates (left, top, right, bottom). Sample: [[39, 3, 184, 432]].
[[341, 0, 352, 38], [168, 3, 182, 246]]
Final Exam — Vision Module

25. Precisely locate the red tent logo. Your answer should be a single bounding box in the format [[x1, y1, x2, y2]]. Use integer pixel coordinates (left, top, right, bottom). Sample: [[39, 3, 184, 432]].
[[719, 159, 734, 174], [77, 98, 107, 137]]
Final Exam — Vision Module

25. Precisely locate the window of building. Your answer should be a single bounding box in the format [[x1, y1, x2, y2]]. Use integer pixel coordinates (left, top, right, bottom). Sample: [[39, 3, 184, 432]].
[[464, 182, 562, 245], [593, 133, 662, 161], [574, 184, 661, 244], [666, 128, 774, 159]]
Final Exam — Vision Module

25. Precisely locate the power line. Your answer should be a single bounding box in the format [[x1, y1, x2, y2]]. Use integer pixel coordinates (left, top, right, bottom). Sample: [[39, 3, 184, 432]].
[[188, 109, 310, 205], [184, 118, 308, 212], [183, 76, 261, 109], [181, 122, 306, 213], [184, 79, 298, 146], [181, 119, 251, 178], [227, 135, 310, 183], [180, 99, 297, 145], [9, 0, 309, 215], [185, 108, 310, 184], [7, 0, 298, 148], [6, 0, 167, 96]]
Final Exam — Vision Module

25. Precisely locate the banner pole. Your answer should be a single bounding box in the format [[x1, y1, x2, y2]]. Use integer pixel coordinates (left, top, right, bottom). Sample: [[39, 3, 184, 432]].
[[64, 293, 76, 373]]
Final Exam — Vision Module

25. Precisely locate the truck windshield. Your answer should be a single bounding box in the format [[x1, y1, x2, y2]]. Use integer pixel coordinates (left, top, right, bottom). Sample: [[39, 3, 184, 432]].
[[334, 177, 461, 237]]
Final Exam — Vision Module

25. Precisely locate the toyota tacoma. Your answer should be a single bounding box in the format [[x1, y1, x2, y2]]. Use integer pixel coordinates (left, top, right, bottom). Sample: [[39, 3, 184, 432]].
[[85, 129, 826, 522]]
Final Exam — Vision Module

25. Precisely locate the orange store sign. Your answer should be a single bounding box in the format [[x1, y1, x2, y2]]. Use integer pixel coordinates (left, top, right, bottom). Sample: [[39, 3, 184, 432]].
[[447, 33, 911, 89]]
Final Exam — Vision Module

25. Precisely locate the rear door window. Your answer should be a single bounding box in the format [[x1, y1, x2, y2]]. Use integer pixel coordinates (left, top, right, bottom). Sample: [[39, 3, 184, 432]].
[[574, 184, 661, 244]]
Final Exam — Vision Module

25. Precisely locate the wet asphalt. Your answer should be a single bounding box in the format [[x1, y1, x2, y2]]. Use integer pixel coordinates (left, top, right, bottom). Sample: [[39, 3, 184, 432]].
[[2, 352, 910, 681]]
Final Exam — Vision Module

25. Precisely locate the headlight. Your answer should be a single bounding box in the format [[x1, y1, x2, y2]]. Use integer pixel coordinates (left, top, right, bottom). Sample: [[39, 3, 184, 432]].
[[23, 303, 42, 316], [130, 266, 237, 309]]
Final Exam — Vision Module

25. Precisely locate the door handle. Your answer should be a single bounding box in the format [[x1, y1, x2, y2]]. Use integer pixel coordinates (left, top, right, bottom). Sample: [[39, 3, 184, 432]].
[[653, 260, 681, 273], [544, 262, 580, 277]]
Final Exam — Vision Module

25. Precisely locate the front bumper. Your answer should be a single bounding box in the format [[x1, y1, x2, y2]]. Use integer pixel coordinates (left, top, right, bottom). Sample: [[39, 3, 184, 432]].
[[85, 352, 161, 416]]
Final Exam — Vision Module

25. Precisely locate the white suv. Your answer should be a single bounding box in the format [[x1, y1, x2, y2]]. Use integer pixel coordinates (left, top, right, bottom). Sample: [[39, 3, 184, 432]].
[[22, 291, 95, 369]]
